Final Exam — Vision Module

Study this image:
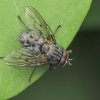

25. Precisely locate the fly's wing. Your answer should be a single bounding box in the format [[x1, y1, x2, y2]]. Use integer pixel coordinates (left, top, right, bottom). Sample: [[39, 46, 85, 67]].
[[4, 48, 47, 67], [25, 6, 56, 44]]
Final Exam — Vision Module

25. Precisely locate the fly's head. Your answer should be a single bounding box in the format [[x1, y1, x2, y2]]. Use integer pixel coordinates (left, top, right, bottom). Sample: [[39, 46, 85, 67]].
[[58, 50, 72, 67]]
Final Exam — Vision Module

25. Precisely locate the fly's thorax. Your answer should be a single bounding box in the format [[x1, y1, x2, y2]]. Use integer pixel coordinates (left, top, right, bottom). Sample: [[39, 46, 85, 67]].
[[42, 44, 63, 64], [20, 32, 44, 48]]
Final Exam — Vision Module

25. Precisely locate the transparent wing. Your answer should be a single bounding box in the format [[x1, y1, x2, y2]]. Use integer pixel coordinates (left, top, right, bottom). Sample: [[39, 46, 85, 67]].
[[25, 6, 56, 44], [4, 48, 47, 67]]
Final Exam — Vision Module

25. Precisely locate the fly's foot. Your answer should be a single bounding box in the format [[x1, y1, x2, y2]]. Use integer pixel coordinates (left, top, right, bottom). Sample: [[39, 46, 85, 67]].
[[68, 50, 72, 53]]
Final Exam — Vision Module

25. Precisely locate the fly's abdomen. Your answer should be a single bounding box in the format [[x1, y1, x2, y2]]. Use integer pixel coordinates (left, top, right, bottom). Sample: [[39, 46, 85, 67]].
[[20, 32, 44, 54], [42, 44, 63, 64], [20, 32, 44, 48]]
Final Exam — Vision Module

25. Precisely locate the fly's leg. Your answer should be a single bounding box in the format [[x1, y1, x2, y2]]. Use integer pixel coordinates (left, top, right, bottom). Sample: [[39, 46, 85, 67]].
[[50, 24, 62, 44], [28, 66, 37, 83], [18, 15, 31, 31], [0, 57, 4, 58], [49, 64, 56, 72], [54, 24, 62, 34], [49, 65, 52, 72]]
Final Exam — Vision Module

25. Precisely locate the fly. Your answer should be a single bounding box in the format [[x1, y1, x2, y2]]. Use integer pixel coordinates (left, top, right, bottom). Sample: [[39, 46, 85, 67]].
[[1, 6, 72, 83]]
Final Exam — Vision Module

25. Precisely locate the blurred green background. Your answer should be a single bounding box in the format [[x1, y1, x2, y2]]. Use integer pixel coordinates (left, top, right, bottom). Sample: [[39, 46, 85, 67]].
[[10, 0, 100, 100]]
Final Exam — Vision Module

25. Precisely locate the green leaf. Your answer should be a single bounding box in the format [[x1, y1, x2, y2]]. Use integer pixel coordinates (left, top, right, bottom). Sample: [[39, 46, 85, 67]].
[[0, 0, 92, 99]]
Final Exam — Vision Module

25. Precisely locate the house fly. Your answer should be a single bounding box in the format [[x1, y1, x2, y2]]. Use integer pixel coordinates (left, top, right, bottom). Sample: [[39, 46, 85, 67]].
[[1, 6, 72, 83]]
